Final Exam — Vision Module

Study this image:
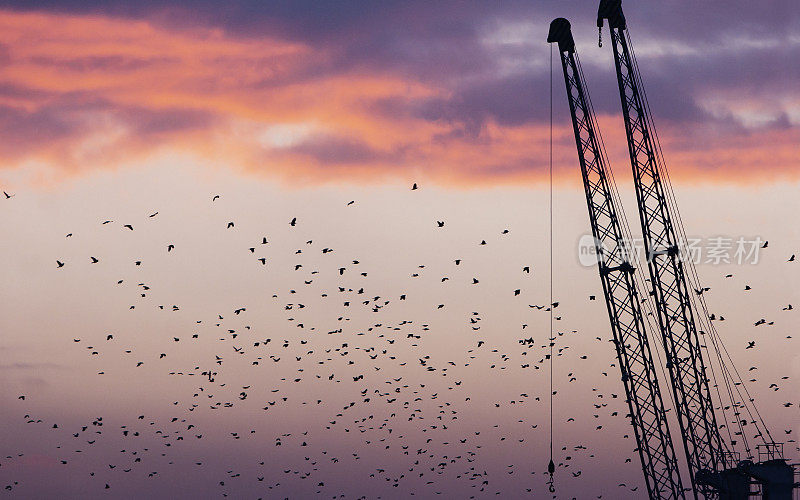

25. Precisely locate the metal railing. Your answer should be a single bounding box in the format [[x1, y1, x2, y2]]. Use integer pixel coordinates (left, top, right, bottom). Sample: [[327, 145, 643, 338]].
[[756, 443, 784, 462]]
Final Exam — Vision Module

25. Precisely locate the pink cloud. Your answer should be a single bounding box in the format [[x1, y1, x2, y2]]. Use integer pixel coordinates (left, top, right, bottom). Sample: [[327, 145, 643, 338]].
[[0, 9, 795, 186]]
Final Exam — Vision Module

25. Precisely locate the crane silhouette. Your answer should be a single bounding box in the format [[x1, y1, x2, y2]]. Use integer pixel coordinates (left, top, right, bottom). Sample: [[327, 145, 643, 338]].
[[549, 2, 798, 498]]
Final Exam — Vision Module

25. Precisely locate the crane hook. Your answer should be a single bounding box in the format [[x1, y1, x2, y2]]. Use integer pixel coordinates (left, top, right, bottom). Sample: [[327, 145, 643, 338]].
[[547, 458, 555, 492], [598, 26, 603, 47]]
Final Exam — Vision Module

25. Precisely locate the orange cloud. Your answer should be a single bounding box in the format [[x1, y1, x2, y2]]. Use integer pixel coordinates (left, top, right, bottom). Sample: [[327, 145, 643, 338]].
[[0, 9, 796, 187]]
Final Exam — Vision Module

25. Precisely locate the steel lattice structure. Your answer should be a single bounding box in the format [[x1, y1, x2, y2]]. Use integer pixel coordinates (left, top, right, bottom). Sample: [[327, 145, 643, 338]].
[[597, 4, 724, 496], [550, 4, 797, 499], [548, 18, 686, 500]]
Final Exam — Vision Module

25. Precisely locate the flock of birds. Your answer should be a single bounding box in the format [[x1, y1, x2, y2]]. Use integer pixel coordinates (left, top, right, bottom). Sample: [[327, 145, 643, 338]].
[[1, 184, 797, 498]]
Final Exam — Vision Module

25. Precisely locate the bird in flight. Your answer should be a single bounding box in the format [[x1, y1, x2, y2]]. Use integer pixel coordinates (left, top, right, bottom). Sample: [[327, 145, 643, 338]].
[[3, 191, 13, 199]]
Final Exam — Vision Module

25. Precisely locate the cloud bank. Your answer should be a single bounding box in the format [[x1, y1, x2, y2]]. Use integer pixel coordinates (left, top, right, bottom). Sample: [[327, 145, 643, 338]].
[[0, 1, 796, 184]]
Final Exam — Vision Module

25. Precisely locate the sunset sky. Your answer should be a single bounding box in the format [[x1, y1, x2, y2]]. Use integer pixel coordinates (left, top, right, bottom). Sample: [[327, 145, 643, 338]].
[[0, 1, 798, 498], [0, 0, 795, 185]]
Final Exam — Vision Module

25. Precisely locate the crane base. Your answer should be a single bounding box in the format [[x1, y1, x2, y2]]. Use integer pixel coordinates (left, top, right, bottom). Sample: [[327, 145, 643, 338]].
[[697, 459, 796, 499]]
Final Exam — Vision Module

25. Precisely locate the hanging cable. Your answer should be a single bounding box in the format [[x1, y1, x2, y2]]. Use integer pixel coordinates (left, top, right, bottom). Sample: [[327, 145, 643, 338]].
[[546, 41, 556, 495]]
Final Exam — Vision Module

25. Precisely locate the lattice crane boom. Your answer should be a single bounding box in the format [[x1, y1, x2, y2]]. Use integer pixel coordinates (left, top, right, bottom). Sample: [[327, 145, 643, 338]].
[[549, 4, 797, 499], [547, 18, 686, 500], [597, 3, 797, 499], [596, 2, 726, 495]]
